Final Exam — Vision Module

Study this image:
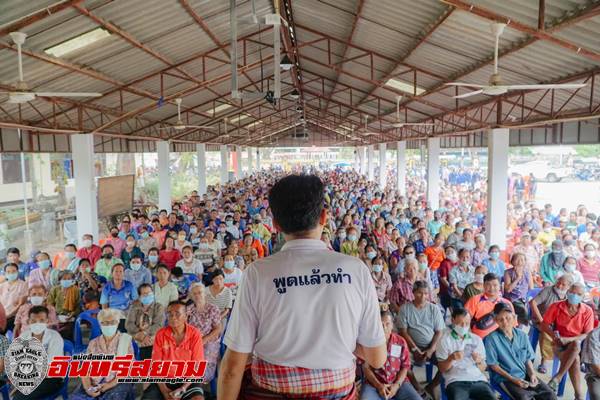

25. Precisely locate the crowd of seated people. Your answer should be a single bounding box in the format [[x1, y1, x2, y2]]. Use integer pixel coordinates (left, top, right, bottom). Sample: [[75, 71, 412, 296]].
[[0, 168, 600, 400]]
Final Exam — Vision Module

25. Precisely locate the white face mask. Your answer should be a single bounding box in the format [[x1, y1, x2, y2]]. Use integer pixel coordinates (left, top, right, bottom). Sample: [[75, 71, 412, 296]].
[[30, 296, 44, 306], [82, 239, 92, 248], [586, 250, 596, 258], [30, 323, 47, 335], [474, 274, 484, 283]]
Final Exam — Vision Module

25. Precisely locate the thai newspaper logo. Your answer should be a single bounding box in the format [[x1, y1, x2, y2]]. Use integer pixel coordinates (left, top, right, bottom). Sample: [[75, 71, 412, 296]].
[[6, 337, 48, 395]]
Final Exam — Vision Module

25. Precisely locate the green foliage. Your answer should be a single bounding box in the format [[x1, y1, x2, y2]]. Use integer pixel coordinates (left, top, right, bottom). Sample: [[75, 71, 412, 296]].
[[574, 144, 600, 158], [509, 147, 534, 156]]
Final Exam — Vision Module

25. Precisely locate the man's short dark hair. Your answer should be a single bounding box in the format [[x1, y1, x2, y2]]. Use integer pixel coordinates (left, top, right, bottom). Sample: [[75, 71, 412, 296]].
[[494, 302, 513, 316], [167, 300, 187, 310], [413, 280, 429, 292], [7, 247, 20, 256], [483, 273, 499, 283], [138, 283, 152, 295], [268, 175, 324, 234], [29, 305, 49, 318], [451, 307, 468, 319]]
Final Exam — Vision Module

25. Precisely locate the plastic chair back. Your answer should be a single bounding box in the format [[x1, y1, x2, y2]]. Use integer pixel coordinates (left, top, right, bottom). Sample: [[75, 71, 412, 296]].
[[73, 309, 101, 353]]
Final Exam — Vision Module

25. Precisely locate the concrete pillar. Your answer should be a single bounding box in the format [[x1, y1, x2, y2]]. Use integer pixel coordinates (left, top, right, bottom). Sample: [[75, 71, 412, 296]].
[[354, 148, 360, 172], [396, 141, 406, 196], [220, 145, 228, 185], [256, 148, 261, 171], [486, 128, 509, 249], [72, 134, 99, 242], [367, 145, 374, 181], [378, 143, 387, 189], [427, 137, 440, 209], [247, 147, 254, 176], [359, 146, 366, 176], [157, 141, 171, 212], [235, 146, 242, 180], [196, 143, 206, 195]]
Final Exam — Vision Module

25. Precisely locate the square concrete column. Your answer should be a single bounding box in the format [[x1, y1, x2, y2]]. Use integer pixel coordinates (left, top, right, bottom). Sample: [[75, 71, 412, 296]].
[[486, 128, 509, 249], [379, 143, 387, 189], [157, 141, 171, 212], [256, 148, 261, 171], [220, 145, 228, 185], [396, 141, 406, 196], [359, 146, 367, 176], [196, 143, 206, 195], [427, 137, 440, 209], [72, 134, 99, 242], [367, 145, 374, 181], [247, 147, 254, 176], [235, 146, 242, 180]]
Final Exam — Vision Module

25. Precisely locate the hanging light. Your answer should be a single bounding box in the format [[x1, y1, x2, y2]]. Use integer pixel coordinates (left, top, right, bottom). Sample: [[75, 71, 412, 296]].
[[290, 89, 300, 99], [280, 54, 293, 71]]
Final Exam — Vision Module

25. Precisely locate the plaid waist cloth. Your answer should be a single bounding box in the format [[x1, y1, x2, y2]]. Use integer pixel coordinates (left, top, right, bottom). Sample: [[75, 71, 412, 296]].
[[248, 358, 356, 399]]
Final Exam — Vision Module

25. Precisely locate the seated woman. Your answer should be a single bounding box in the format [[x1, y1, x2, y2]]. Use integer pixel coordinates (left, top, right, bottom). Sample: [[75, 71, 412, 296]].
[[74, 258, 101, 296], [15, 305, 64, 400], [205, 269, 233, 320], [125, 283, 165, 360], [503, 253, 533, 327], [14, 284, 58, 337], [0, 262, 28, 332], [153, 264, 179, 308], [47, 270, 81, 340], [28, 252, 53, 290], [99, 264, 138, 331], [71, 308, 136, 400], [186, 283, 222, 382], [361, 311, 421, 400]]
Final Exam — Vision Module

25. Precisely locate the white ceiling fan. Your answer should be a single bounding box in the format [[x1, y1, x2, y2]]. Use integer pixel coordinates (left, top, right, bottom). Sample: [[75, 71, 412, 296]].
[[446, 23, 586, 99], [361, 115, 380, 136], [1, 32, 102, 103], [221, 117, 246, 139], [391, 96, 435, 128], [158, 98, 217, 131]]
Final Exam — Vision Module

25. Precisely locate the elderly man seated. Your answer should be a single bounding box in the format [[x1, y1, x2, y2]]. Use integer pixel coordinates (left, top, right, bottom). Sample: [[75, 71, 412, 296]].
[[541, 282, 594, 398], [529, 273, 573, 374], [484, 303, 556, 400]]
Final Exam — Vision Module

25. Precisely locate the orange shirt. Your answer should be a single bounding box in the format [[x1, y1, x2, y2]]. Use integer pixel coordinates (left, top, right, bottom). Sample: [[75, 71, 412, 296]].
[[465, 293, 514, 339], [424, 246, 445, 271], [543, 300, 594, 338], [152, 323, 205, 377]]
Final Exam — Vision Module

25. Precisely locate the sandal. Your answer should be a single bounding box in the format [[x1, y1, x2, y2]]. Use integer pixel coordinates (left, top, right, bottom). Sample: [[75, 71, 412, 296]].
[[548, 379, 558, 393], [537, 364, 547, 374]]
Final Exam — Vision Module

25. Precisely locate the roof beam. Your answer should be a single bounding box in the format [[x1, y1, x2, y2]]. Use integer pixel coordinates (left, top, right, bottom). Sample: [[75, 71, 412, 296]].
[[442, 0, 600, 63], [320, 0, 366, 116], [0, 0, 83, 37]]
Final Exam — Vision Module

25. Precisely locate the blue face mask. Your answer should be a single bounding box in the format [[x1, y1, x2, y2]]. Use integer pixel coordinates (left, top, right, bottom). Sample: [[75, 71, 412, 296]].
[[148, 255, 159, 264], [101, 325, 118, 338], [38, 260, 51, 270], [567, 293, 582, 305], [367, 251, 377, 260], [140, 294, 154, 305], [490, 252, 500, 260], [5, 272, 18, 282], [118, 231, 127, 240], [224, 261, 235, 270], [373, 264, 383, 273], [61, 279, 74, 288]]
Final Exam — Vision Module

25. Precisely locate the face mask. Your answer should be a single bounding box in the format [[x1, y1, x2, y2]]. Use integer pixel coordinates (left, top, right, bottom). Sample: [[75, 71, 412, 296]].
[[148, 255, 159, 264], [456, 227, 464, 235], [448, 254, 458, 262], [405, 254, 415, 260], [66, 252, 76, 260], [178, 235, 186, 241], [38, 260, 51, 270], [226, 220, 233, 227], [386, 229, 393, 235], [252, 232, 260, 240], [586, 250, 596, 258], [111, 232, 119, 238], [189, 228, 197, 235], [30, 323, 47, 335], [224, 261, 235, 269], [130, 263, 142, 271], [453, 325, 469, 337], [338, 233, 347, 240], [82, 239, 92, 248], [101, 325, 118, 338], [554, 288, 568, 298], [373, 264, 383, 273], [474, 273, 484, 283], [367, 251, 377, 260], [200, 243, 209, 249], [118, 232, 127, 240], [61, 279, 74, 288], [141, 231, 149, 239], [544, 228, 551, 233], [460, 261, 470, 268], [567, 293, 582, 305], [564, 263, 576, 272], [104, 253, 113, 260], [419, 263, 428, 271], [140, 294, 154, 306], [30, 296, 44, 306], [127, 241, 135, 247], [347, 234, 357, 242], [490, 252, 500, 260], [5, 272, 18, 282]]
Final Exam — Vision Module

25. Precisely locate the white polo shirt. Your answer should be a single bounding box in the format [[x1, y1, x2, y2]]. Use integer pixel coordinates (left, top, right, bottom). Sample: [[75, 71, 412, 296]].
[[224, 239, 385, 370], [436, 327, 487, 385]]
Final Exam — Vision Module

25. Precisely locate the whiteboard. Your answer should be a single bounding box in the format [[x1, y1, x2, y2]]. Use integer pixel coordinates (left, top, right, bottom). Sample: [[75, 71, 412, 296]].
[[97, 175, 135, 218]]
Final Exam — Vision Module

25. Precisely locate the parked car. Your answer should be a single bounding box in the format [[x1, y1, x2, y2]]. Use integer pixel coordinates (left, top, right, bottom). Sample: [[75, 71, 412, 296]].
[[509, 161, 571, 182]]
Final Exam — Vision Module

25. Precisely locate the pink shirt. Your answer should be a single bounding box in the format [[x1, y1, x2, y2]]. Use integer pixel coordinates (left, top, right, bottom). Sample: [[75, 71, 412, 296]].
[[105, 237, 126, 257], [15, 303, 58, 334], [577, 256, 600, 283], [0, 280, 28, 316], [28, 268, 52, 290]]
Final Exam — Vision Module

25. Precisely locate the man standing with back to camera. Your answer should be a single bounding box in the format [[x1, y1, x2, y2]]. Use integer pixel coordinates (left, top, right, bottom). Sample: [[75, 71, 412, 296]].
[[218, 174, 387, 399]]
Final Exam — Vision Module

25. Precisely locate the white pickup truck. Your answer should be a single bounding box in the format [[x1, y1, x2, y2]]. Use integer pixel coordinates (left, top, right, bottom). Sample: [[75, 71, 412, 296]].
[[509, 160, 571, 182]]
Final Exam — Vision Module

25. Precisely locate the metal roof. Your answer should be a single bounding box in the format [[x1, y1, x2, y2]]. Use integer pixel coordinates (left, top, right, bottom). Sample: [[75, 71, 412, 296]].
[[0, 0, 599, 148]]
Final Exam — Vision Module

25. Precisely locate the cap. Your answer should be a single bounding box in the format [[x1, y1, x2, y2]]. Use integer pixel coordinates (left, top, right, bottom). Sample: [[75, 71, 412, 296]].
[[493, 302, 513, 316]]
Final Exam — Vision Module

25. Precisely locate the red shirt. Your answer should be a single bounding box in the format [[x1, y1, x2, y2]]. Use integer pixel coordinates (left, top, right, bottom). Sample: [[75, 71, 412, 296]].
[[438, 259, 457, 296], [373, 333, 410, 385], [152, 323, 205, 377], [159, 249, 182, 269], [543, 300, 594, 338], [76, 245, 102, 267]]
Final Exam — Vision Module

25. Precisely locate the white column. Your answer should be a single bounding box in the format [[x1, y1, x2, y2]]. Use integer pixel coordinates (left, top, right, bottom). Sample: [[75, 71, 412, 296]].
[[196, 143, 206, 195], [220, 145, 228, 185], [235, 146, 242, 180], [354, 148, 360, 172], [486, 128, 510, 248], [367, 145, 374, 181], [256, 148, 261, 171], [396, 141, 406, 196], [378, 143, 387, 189], [359, 146, 366, 175], [72, 134, 99, 242], [247, 147, 254, 176], [157, 141, 171, 212], [427, 137, 440, 209]]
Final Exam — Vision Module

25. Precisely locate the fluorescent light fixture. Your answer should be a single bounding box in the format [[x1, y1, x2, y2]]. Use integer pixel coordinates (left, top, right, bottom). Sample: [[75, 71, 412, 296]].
[[339, 125, 354, 132], [209, 103, 233, 115], [248, 120, 263, 128], [231, 113, 252, 124], [385, 78, 425, 95], [45, 28, 111, 57], [280, 55, 293, 71]]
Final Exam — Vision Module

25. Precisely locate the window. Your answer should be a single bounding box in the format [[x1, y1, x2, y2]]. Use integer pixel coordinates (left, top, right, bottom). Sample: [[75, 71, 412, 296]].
[[1, 154, 30, 184]]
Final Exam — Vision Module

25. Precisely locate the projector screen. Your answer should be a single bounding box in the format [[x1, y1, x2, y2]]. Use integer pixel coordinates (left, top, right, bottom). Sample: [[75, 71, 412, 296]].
[[97, 174, 135, 218]]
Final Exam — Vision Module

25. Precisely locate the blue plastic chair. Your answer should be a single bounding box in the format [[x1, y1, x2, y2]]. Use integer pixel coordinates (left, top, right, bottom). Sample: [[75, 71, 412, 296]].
[[0, 384, 9, 400], [184, 273, 198, 283], [5, 330, 13, 342], [97, 275, 108, 285], [132, 340, 140, 360], [529, 325, 540, 353], [73, 309, 102, 353], [490, 381, 514, 400], [41, 339, 73, 400], [551, 356, 568, 397]]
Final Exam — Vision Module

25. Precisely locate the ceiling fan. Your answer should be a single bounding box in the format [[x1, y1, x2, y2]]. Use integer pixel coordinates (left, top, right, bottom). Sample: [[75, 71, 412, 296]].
[[158, 98, 217, 131], [220, 117, 246, 139], [446, 23, 586, 99], [1, 32, 102, 103], [361, 115, 381, 136], [390, 96, 435, 128]]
